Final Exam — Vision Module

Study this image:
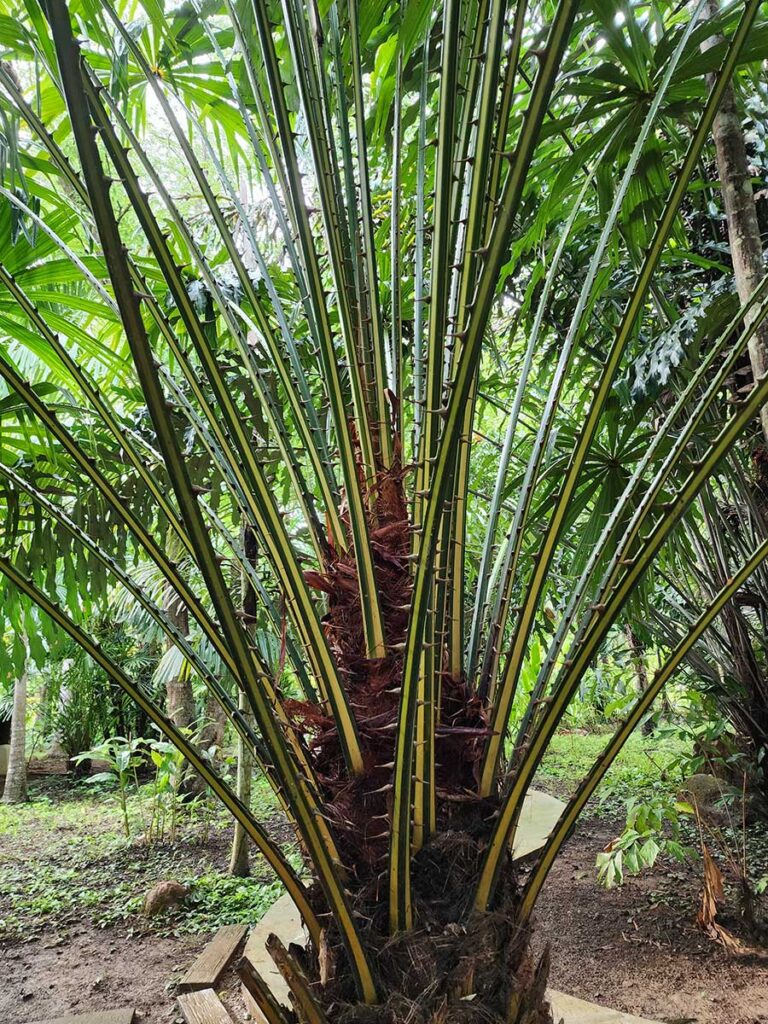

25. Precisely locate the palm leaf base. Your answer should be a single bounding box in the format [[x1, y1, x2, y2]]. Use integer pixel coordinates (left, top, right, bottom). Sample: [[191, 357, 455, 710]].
[[286, 839, 554, 1024]]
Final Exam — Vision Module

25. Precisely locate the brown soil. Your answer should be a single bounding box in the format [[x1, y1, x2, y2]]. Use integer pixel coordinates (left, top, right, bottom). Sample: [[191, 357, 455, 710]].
[[1, 787, 766, 1023], [534, 814, 768, 1024], [2, 923, 202, 1023]]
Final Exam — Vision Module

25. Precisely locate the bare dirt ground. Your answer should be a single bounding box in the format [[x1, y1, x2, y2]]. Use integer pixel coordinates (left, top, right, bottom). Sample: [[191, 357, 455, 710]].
[[1, 772, 766, 1024], [536, 814, 768, 1024]]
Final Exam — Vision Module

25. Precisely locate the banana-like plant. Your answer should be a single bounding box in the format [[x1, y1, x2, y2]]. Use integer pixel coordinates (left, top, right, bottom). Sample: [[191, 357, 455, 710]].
[[1, 0, 768, 1020]]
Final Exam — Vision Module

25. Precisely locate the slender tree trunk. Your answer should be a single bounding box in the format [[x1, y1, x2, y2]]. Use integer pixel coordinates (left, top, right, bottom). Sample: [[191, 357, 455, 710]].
[[229, 524, 260, 876], [624, 623, 654, 735], [705, 0, 768, 443], [229, 691, 252, 877], [162, 537, 200, 797], [2, 662, 28, 804]]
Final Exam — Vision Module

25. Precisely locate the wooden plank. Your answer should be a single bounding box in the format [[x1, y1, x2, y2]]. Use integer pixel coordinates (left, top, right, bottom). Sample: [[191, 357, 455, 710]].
[[238, 958, 291, 1024], [177, 989, 234, 1024], [179, 923, 248, 992], [31, 1010, 135, 1024]]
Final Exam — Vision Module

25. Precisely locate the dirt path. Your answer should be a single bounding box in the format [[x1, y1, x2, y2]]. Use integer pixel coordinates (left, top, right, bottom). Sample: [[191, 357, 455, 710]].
[[1, 925, 202, 1023], [535, 814, 768, 1024]]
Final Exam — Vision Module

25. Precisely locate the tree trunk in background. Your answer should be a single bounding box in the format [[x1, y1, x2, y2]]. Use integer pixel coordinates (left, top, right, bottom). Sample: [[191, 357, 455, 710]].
[[197, 694, 227, 753], [705, 0, 768, 444], [163, 587, 195, 732], [2, 663, 28, 803], [624, 623, 654, 735], [229, 691, 252, 877], [703, 2, 768, 803], [163, 565, 202, 798], [229, 524, 259, 876]]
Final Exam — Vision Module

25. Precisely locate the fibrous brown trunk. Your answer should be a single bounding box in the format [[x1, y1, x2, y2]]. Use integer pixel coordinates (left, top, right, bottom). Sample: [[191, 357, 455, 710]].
[[2, 662, 28, 804], [286, 461, 553, 1024], [298, 841, 554, 1024], [705, 0, 768, 444]]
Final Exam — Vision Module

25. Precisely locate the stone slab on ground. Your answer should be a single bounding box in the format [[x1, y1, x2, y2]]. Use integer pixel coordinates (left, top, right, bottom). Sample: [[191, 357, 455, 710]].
[[241, 893, 300, 1014], [549, 991, 660, 1023], [177, 988, 234, 1024], [179, 924, 248, 992], [28, 1010, 135, 1024], [511, 789, 566, 861], [241, 891, 662, 1024]]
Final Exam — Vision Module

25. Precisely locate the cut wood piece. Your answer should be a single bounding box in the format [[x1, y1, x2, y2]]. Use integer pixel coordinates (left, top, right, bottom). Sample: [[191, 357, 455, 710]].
[[179, 923, 248, 992], [30, 1010, 135, 1024], [266, 934, 329, 1024], [238, 956, 291, 1024], [511, 789, 566, 861], [177, 989, 234, 1024], [241, 894, 304, 1018]]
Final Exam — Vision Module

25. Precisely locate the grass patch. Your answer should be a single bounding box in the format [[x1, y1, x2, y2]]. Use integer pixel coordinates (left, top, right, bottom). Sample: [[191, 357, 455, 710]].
[[537, 730, 690, 813], [0, 773, 292, 942]]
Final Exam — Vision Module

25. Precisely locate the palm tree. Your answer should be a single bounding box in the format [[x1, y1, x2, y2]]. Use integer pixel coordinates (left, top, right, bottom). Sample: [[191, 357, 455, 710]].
[[0, 0, 767, 1019]]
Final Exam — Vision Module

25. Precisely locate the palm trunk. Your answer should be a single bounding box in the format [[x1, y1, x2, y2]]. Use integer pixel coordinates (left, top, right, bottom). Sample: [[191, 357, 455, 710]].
[[273, 470, 555, 1024], [705, 0, 768, 444], [198, 693, 227, 751], [2, 661, 28, 804], [163, 582, 204, 799]]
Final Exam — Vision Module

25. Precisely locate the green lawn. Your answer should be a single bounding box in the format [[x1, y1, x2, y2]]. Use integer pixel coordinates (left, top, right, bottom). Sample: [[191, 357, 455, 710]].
[[537, 729, 690, 811]]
